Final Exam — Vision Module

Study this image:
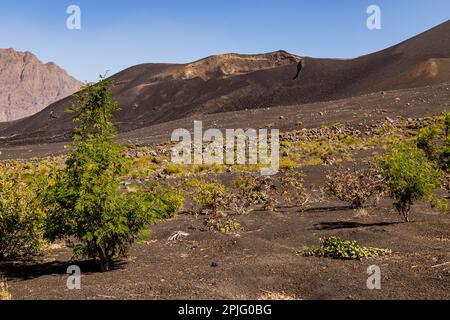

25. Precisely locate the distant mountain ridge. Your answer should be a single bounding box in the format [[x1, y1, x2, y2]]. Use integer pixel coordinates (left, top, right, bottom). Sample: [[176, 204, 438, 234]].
[[0, 20, 449, 145], [0, 48, 81, 122]]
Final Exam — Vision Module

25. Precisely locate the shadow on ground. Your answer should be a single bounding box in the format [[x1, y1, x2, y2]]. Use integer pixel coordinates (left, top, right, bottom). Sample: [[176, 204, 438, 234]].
[[0, 259, 127, 281], [313, 221, 400, 230]]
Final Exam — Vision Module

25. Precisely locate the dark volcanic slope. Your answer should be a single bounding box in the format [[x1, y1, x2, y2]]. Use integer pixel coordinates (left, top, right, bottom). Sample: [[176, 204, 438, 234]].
[[0, 20, 449, 145]]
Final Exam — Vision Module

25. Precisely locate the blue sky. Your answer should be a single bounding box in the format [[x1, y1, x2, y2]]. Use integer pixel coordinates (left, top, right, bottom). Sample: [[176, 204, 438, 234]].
[[0, 0, 448, 82]]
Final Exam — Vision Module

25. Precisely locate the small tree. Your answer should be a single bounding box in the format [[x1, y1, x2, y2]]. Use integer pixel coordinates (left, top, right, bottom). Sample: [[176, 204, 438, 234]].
[[45, 77, 168, 271], [377, 143, 445, 222], [325, 165, 386, 209]]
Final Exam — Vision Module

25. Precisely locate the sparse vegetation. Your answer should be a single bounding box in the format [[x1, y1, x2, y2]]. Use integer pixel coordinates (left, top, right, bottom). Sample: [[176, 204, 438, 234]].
[[163, 163, 186, 176], [129, 156, 158, 179], [280, 169, 310, 211], [303, 236, 392, 260], [417, 112, 450, 171], [206, 216, 240, 233], [325, 165, 386, 209], [185, 178, 228, 217], [144, 182, 185, 219]]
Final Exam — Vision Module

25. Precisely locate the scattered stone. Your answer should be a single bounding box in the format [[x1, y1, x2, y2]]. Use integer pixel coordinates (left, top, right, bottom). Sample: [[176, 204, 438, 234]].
[[168, 231, 190, 241]]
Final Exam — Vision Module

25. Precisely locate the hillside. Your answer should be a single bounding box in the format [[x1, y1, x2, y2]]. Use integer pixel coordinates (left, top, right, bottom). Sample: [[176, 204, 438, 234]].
[[0, 20, 449, 145], [0, 49, 82, 122]]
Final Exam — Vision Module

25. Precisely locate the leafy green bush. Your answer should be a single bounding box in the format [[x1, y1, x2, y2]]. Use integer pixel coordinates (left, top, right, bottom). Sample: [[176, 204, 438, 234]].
[[303, 236, 391, 260], [0, 163, 46, 260], [163, 163, 186, 175], [377, 143, 446, 222], [144, 182, 185, 218], [416, 126, 439, 160], [416, 113, 450, 171], [184, 178, 228, 216], [184, 178, 240, 232], [325, 165, 386, 209], [227, 173, 280, 215], [128, 156, 158, 179], [44, 77, 169, 271]]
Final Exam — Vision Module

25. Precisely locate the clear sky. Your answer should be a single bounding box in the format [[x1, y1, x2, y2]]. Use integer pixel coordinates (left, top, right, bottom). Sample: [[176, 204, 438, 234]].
[[0, 0, 448, 82]]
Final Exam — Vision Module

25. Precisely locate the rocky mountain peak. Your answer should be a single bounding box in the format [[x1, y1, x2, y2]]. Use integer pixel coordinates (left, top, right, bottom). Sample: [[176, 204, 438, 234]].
[[0, 48, 82, 122]]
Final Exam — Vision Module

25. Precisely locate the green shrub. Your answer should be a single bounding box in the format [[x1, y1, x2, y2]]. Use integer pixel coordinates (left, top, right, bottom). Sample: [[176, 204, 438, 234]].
[[207, 216, 240, 233], [0, 163, 46, 260], [303, 236, 391, 260], [163, 163, 186, 175], [416, 114, 450, 171], [377, 143, 446, 222], [145, 182, 185, 218], [184, 178, 240, 232], [185, 178, 228, 216], [129, 156, 158, 179], [44, 77, 169, 271], [416, 126, 439, 160], [279, 158, 299, 170]]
